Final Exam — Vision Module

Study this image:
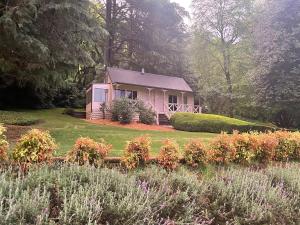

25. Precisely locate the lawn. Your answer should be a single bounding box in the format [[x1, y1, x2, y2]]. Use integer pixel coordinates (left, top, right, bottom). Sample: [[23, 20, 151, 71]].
[[1, 109, 217, 156]]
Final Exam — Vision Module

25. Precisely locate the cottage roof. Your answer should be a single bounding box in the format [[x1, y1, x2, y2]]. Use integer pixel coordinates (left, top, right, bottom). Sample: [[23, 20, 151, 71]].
[[107, 67, 193, 92]]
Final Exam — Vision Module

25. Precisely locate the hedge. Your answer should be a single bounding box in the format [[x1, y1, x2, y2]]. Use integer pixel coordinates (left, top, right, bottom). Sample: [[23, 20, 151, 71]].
[[170, 113, 275, 133]]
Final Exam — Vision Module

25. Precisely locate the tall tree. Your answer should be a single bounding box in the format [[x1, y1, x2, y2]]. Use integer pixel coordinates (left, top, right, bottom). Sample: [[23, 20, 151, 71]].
[[104, 0, 189, 76], [192, 0, 254, 117], [0, 0, 106, 107], [253, 0, 300, 128]]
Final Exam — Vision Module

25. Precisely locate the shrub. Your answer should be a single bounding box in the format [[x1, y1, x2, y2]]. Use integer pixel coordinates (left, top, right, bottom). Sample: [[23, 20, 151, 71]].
[[0, 124, 8, 161], [273, 131, 300, 162], [13, 129, 57, 165], [230, 132, 255, 165], [136, 101, 157, 125], [122, 135, 151, 169], [209, 133, 235, 164], [139, 108, 157, 125], [66, 137, 111, 166], [252, 132, 278, 164], [158, 139, 180, 170], [111, 98, 136, 124], [184, 139, 208, 167], [170, 112, 274, 133]]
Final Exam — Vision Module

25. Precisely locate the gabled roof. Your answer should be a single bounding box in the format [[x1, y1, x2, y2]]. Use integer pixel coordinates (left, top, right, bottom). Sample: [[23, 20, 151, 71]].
[[107, 67, 193, 92]]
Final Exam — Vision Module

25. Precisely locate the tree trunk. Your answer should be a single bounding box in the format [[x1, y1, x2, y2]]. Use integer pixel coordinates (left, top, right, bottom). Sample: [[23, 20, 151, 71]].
[[105, 0, 113, 67], [222, 44, 234, 117]]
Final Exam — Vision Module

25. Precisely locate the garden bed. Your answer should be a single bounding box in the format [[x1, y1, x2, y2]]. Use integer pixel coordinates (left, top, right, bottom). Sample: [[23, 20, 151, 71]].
[[86, 119, 174, 131]]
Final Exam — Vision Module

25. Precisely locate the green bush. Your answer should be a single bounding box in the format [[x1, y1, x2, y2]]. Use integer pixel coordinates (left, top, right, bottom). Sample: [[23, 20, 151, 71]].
[[0, 110, 41, 126], [139, 107, 156, 125], [170, 112, 274, 133], [111, 98, 136, 124]]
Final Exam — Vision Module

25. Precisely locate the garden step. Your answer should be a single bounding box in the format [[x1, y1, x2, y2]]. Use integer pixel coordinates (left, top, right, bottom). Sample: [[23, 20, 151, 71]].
[[158, 114, 170, 125]]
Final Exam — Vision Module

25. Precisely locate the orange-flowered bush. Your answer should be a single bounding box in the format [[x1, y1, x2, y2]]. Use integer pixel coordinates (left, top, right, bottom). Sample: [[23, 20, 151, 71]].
[[209, 133, 235, 164], [184, 139, 208, 167], [158, 139, 180, 170], [122, 135, 151, 169], [67, 137, 111, 166], [13, 129, 57, 164], [0, 124, 8, 161], [230, 132, 255, 165]]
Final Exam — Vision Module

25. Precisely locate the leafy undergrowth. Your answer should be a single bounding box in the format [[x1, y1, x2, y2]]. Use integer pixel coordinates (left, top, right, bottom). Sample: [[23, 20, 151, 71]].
[[0, 110, 41, 126], [1, 164, 300, 224]]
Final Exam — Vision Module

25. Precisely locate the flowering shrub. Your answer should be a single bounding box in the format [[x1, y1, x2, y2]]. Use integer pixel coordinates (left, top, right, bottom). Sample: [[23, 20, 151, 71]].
[[0, 124, 8, 161], [122, 135, 151, 169], [67, 137, 111, 166], [230, 132, 255, 165], [184, 139, 208, 167], [13, 129, 57, 165], [210, 133, 235, 164], [158, 139, 180, 170]]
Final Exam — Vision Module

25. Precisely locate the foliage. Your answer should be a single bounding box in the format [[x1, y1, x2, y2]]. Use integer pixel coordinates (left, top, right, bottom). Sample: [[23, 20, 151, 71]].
[[158, 139, 180, 170], [137, 102, 157, 125], [13, 129, 57, 164], [0, 110, 41, 126], [111, 98, 136, 124], [252, 133, 278, 164], [0, 124, 8, 161], [2, 164, 300, 224], [230, 132, 255, 165], [0, 0, 106, 108], [170, 112, 274, 133], [253, 0, 300, 128], [209, 133, 235, 164], [66, 137, 111, 166], [122, 135, 151, 169], [184, 139, 208, 167], [192, 0, 255, 117]]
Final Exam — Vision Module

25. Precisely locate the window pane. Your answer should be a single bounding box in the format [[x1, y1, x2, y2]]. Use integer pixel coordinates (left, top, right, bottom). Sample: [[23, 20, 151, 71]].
[[126, 90, 133, 99], [133, 91, 137, 100], [94, 88, 106, 103]]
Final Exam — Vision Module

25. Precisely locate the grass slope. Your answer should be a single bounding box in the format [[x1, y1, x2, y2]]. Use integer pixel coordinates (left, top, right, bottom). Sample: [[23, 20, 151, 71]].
[[1, 109, 217, 156]]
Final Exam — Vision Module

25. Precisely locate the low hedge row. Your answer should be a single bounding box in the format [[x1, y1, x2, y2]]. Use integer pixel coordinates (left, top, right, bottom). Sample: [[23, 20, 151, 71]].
[[170, 112, 275, 133], [1, 123, 299, 171], [0, 110, 41, 126]]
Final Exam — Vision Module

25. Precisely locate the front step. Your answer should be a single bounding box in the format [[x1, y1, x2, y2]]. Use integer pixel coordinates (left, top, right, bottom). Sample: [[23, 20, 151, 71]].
[[158, 114, 170, 125]]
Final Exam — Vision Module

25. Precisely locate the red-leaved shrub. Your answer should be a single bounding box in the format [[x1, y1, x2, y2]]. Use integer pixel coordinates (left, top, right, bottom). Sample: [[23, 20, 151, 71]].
[[209, 133, 235, 164], [122, 135, 151, 169], [67, 137, 111, 166], [184, 139, 208, 167], [158, 139, 180, 170]]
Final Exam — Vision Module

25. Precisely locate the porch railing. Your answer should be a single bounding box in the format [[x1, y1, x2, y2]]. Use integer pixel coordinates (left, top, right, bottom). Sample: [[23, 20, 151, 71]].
[[166, 103, 202, 114]]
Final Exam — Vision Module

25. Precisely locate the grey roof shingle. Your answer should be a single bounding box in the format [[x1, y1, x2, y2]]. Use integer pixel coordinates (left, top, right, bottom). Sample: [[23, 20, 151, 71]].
[[107, 67, 193, 92]]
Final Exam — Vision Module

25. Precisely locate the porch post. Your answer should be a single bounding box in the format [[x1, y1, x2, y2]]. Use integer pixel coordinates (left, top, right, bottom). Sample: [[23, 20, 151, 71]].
[[146, 88, 153, 107], [162, 90, 167, 113], [181, 92, 185, 112]]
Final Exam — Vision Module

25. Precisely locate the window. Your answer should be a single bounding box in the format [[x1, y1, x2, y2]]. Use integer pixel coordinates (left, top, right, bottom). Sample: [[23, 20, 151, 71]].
[[168, 95, 177, 104], [94, 88, 107, 103], [115, 89, 137, 100], [184, 96, 188, 105]]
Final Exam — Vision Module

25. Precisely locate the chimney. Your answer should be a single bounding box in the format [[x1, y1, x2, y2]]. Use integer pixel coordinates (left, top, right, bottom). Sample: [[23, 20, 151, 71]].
[[141, 68, 145, 74]]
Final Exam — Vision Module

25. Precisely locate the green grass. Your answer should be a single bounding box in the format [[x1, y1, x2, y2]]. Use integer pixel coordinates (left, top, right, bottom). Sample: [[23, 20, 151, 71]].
[[0, 110, 41, 126], [1, 109, 217, 157], [171, 112, 275, 133]]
